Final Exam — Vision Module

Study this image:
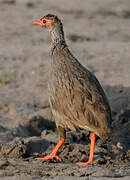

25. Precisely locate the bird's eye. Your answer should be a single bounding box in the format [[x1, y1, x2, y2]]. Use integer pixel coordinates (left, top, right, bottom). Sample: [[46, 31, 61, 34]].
[[43, 20, 46, 23]]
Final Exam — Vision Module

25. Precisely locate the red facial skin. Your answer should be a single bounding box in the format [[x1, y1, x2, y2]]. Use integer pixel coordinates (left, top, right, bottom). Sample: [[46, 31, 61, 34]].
[[33, 18, 54, 27]]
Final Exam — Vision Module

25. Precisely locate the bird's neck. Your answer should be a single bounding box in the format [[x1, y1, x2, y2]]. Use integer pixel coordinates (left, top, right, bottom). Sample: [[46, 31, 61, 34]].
[[49, 24, 66, 49]]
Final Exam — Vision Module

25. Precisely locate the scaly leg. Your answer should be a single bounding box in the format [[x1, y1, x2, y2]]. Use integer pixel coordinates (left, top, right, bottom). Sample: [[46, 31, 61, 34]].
[[77, 132, 96, 166], [36, 138, 65, 161], [36, 126, 66, 161]]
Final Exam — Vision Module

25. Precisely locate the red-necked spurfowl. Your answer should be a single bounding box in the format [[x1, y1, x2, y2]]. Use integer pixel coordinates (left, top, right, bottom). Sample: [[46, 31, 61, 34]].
[[33, 14, 112, 166]]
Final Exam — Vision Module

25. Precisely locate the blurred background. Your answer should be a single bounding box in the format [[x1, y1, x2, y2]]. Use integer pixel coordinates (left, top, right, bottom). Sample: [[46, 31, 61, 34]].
[[0, 0, 130, 178]]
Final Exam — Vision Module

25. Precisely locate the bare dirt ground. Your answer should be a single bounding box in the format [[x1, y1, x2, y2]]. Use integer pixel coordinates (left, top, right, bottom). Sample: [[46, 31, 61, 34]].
[[0, 0, 130, 179]]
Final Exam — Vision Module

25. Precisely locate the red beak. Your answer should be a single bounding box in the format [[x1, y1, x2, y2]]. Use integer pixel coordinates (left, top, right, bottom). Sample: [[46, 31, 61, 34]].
[[33, 20, 42, 26]]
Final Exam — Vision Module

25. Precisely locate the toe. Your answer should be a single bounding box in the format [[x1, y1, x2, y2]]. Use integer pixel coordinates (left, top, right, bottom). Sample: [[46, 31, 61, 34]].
[[36, 157, 49, 161], [77, 161, 93, 166], [36, 155, 61, 161]]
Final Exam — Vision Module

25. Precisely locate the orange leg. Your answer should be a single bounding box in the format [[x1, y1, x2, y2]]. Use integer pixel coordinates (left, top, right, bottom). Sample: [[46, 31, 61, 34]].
[[36, 138, 65, 161], [77, 132, 96, 166]]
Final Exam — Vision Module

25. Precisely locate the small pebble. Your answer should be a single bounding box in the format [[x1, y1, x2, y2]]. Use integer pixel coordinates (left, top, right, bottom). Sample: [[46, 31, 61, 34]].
[[26, 2, 35, 8], [117, 142, 123, 150]]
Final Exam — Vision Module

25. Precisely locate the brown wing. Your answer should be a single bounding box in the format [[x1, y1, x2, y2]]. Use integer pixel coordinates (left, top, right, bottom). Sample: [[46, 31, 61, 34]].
[[50, 69, 111, 132], [50, 49, 112, 139], [71, 69, 111, 123]]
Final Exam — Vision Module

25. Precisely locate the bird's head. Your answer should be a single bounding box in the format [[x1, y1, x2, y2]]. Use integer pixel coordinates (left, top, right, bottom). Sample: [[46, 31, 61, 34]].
[[33, 14, 61, 29], [33, 14, 65, 45]]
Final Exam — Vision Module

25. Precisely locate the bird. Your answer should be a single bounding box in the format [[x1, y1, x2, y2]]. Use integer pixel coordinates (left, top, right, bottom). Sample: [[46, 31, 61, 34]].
[[33, 14, 112, 166]]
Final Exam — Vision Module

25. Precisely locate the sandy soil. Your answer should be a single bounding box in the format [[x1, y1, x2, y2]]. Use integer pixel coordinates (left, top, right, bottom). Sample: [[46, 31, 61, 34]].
[[0, 0, 130, 179]]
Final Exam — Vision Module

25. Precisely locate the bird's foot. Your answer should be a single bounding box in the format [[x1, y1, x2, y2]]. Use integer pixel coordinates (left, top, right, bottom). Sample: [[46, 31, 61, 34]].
[[77, 160, 93, 166], [36, 138, 65, 162], [36, 154, 61, 161]]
